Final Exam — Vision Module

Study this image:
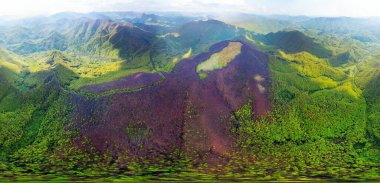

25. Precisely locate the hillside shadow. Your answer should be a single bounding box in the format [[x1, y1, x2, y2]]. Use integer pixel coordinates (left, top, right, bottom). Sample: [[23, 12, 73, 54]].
[[364, 74, 380, 140], [255, 30, 332, 58]]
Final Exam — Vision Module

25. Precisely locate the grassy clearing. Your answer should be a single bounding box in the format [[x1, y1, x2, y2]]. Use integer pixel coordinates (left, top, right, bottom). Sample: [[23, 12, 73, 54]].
[[182, 48, 192, 59], [0, 48, 25, 73], [196, 42, 242, 78], [70, 67, 152, 89]]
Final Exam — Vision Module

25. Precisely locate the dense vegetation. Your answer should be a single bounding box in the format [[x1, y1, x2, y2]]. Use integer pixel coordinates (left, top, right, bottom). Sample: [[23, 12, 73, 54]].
[[0, 12, 379, 181], [229, 47, 376, 180]]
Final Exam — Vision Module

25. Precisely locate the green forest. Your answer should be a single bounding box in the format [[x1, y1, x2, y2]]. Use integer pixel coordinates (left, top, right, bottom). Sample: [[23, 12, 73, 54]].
[[0, 9, 379, 182]]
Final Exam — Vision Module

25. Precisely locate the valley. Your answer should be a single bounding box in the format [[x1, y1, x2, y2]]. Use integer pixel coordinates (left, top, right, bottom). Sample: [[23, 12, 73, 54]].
[[0, 11, 379, 182]]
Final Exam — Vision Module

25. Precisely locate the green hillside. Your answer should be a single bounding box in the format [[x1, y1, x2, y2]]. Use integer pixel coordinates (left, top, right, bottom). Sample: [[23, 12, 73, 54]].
[[0, 12, 380, 182], [176, 20, 245, 52], [230, 37, 375, 177], [258, 31, 333, 58], [216, 14, 297, 34], [0, 48, 25, 99]]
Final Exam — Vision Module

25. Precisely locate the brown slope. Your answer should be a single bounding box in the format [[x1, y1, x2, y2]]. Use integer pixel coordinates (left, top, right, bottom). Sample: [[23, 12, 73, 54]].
[[71, 40, 271, 161]]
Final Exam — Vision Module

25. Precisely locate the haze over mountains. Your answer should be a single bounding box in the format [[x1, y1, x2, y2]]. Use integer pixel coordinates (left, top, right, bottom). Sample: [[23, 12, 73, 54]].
[[0, 10, 380, 181]]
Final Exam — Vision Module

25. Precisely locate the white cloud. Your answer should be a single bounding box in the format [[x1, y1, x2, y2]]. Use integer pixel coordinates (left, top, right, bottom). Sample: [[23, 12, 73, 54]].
[[0, 0, 380, 18]]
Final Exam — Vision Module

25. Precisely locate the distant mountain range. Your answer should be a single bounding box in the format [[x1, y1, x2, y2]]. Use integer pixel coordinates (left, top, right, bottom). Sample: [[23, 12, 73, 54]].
[[0, 11, 379, 181]]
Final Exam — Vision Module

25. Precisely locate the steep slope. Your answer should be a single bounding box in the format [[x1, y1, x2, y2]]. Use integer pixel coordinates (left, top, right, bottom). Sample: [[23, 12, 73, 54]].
[[0, 67, 16, 103], [330, 49, 362, 66], [75, 40, 270, 162], [355, 53, 380, 142], [3, 19, 157, 60], [365, 74, 380, 140], [66, 19, 156, 59], [1, 13, 380, 180], [301, 17, 380, 41], [258, 31, 332, 58], [0, 65, 75, 163], [122, 13, 196, 27], [0, 48, 25, 73], [2, 18, 248, 87], [0, 48, 24, 105], [8, 31, 67, 55], [0, 47, 77, 160], [176, 20, 245, 52], [0, 26, 40, 46], [3, 19, 172, 88], [215, 14, 298, 34]]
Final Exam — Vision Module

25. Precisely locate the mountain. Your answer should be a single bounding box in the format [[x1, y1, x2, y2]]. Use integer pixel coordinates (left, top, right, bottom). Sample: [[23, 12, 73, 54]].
[[8, 31, 67, 55], [176, 20, 245, 51], [214, 14, 299, 34], [365, 74, 380, 140], [77, 40, 270, 159], [300, 17, 380, 41], [0, 48, 24, 99], [0, 48, 25, 72], [0, 12, 380, 181], [330, 48, 362, 66], [258, 30, 332, 58], [67, 19, 156, 59], [121, 13, 196, 27], [0, 65, 17, 102]]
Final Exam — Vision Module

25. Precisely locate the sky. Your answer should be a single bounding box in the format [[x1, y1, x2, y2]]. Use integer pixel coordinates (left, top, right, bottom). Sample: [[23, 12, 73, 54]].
[[1, 0, 380, 18]]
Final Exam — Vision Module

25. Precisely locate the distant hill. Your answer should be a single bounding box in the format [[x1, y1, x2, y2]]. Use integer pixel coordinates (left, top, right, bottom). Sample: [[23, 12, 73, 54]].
[[329, 48, 363, 67], [215, 14, 300, 34], [8, 31, 67, 55], [0, 12, 380, 180], [177, 19, 245, 52], [300, 17, 380, 42], [1, 18, 158, 61], [67, 19, 156, 59], [258, 30, 332, 58]]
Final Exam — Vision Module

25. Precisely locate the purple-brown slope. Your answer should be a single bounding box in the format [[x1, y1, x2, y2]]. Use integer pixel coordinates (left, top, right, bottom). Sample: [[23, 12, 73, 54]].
[[72, 40, 271, 161]]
